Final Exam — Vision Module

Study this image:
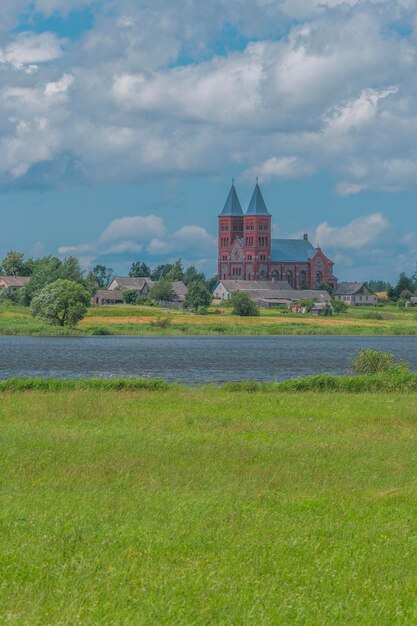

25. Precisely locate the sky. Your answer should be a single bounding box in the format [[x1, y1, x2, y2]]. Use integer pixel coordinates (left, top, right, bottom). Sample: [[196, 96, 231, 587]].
[[1, 0, 417, 281]]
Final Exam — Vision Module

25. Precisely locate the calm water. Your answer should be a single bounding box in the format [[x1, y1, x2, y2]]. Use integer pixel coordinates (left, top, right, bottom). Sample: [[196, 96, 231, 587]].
[[1, 336, 417, 383]]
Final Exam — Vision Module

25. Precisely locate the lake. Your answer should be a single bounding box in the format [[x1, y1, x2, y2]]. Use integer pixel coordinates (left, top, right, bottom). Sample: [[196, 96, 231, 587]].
[[1, 335, 417, 383]]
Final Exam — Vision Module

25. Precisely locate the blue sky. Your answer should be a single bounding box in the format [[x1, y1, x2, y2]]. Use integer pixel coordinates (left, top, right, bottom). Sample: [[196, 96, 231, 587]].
[[1, 0, 417, 281]]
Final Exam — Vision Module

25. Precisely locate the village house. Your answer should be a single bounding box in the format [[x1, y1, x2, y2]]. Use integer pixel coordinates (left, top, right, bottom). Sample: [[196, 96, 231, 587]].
[[107, 276, 188, 304], [334, 282, 377, 306], [92, 290, 124, 306], [0, 276, 30, 291], [212, 279, 332, 308], [108, 277, 154, 296]]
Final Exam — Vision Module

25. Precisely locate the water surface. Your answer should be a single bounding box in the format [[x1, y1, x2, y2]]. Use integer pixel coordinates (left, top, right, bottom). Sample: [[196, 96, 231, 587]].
[[1, 336, 416, 383]]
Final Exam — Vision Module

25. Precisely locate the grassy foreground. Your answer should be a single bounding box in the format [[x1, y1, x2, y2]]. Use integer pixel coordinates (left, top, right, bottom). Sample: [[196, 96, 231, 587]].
[[2, 386, 417, 624], [1, 303, 417, 336]]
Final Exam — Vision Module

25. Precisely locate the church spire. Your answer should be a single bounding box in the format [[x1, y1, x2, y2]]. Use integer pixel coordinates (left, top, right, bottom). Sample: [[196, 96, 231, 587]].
[[219, 181, 244, 216], [246, 181, 270, 216]]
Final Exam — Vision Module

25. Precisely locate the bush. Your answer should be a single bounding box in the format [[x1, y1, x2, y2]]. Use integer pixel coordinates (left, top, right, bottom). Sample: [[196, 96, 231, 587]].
[[230, 292, 260, 317], [332, 299, 348, 314], [151, 316, 172, 328], [351, 349, 411, 375], [90, 327, 112, 335]]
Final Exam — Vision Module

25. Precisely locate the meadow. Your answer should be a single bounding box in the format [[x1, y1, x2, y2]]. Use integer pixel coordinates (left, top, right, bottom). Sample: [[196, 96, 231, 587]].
[[1, 302, 417, 336], [1, 384, 417, 624]]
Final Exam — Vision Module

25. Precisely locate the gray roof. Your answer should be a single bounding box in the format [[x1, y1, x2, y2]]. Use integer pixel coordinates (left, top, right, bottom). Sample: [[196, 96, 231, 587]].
[[110, 277, 152, 290], [246, 183, 270, 216], [172, 281, 188, 299], [216, 280, 331, 302], [271, 238, 316, 262], [219, 184, 244, 217], [0, 276, 30, 288], [218, 280, 292, 293], [335, 282, 372, 296], [95, 290, 124, 300]]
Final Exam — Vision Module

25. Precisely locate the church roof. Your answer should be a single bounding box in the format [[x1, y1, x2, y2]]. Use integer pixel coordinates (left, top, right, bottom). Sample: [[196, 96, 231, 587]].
[[246, 183, 270, 216], [219, 184, 244, 216], [271, 238, 316, 262]]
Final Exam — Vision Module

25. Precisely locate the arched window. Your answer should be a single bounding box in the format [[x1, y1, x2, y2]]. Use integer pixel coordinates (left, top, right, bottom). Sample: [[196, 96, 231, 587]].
[[316, 271, 323, 285], [299, 271, 306, 287], [287, 271, 293, 287]]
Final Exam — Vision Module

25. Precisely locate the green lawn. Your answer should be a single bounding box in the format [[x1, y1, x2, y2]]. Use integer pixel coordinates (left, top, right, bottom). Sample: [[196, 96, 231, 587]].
[[1, 303, 417, 335], [1, 387, 417, 624]]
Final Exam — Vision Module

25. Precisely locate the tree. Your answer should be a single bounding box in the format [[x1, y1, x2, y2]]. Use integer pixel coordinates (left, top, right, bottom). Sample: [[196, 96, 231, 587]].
[[207, 276, 218, 293], [184, 281, 212, 311], [148, 279, 176, 303], [332, 299, 348, 314], [60, 256, 85, 284], [21, 256, 86, 305], [230, 291, 260, 316], [389, 273, 416, 301], [31, 280, 90, 327], [1, 251, 32, 276], [87, 264, 113, 290], [151, 263, 174, 281], [316, 282, 334, 296], [166, 259, 184, 281], [183, 265, 206, 286], [129, 261, 151, 278], [367, 280, 390, 293]]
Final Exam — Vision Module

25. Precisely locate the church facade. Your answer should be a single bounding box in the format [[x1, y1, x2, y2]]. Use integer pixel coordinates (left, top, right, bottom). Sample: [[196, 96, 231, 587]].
[[218, 182, 337, 290]]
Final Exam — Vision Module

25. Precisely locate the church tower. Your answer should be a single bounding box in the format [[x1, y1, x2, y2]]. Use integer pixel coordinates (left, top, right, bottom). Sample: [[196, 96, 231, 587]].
[[218, 182, 244, 280], [243, 181, 271, 280]]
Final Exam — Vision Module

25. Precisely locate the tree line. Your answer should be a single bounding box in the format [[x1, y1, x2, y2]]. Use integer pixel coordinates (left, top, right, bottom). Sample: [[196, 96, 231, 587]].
[[0, 251, 218, 326]]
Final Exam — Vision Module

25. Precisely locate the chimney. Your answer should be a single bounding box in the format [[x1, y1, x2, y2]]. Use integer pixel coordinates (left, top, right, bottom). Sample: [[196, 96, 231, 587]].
[[303, 233, 308, 241]]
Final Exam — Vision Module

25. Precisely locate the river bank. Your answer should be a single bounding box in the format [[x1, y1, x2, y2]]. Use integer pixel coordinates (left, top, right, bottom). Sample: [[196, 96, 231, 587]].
[[0, 303, 416, 336]]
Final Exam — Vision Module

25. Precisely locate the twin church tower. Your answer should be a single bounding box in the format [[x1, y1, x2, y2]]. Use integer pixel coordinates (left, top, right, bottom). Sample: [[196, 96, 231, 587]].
[[217, 181, 337, 290]]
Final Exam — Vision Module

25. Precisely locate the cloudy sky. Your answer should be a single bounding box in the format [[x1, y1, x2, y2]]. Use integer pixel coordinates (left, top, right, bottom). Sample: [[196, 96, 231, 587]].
[[1, 0, 417, 280]]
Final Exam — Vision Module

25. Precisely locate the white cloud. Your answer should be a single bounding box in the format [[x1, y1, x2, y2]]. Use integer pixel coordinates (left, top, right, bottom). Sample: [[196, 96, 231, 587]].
[[314, 213, 389, 249], [59, 215, 216, 266], [0, 32, 65, 68], [244, 156, 315, 181]]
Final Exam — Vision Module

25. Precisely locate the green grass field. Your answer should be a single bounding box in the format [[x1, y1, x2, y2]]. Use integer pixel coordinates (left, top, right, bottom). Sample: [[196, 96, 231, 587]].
[[1, 302, 417, 336], [2, 386, 417, 624]]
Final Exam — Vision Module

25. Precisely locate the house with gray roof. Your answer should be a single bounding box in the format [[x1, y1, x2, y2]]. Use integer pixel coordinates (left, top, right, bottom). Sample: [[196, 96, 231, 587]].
[[213, 279, 331, 308], [334, 282, 377, 306], [108, 277, 153, 296], [0, 276, 30, 291], [93, 290, 124, 305]]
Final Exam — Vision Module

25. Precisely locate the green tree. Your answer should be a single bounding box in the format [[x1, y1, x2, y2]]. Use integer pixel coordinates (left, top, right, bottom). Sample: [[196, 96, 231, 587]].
[[183, 265, 206, 286], [151, 263, 174, 281], [87, 264, 113, 290], [1, 251, 32, 276], [316, 282, 334, 296], [230, 292, 260, 317], [332, 299, 348, 314], [184, 281, 212, 311], [148, 279, 176, 303], [166, 259, 184, 281], [129, 261, 151, 278], [60, 257, 85, 284], [207, 276, 218, 293], [367, 280, 390, 292], [31, 280, 90, 327], [21, 256, 62, 304]]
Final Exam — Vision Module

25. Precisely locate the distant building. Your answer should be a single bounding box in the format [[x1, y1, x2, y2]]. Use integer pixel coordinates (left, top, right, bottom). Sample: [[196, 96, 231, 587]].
[[334, 282, 377, 306], [213, 279, 332, 308], [0, 276, 30, 291], [93, 290, 124, 305], [108, 277, 188, 303], [108, 277, 153, 296], [218, 182, 337, 289], [311, 301, 333, 316]]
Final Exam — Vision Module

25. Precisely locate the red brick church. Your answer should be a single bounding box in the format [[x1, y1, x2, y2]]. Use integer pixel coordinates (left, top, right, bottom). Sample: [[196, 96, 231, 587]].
[[218, 181, 337, 290]]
